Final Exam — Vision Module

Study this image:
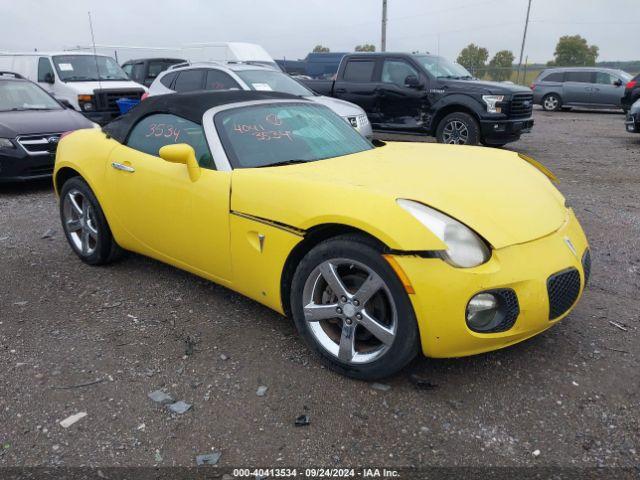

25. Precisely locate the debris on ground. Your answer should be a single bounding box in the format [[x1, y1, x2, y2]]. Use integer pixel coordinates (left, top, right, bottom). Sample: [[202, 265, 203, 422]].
[[167, 400, 192, 414], [59, 412, 87, 428], [370, 382, 391, 392], [220, 353, 229, 361], [41, 229, 56, 239], [148, 390, 174, 405], [195, 451, 222, 465], [154, 449, 163, 462], [295, 414, 310, 427], [609, 321, 628, 331], [408, 374, 438, 390], [256, 385, 268, 397], [13, 301, 28, 306], [532, 449, 541, 457], [185, 336, 198, 356]]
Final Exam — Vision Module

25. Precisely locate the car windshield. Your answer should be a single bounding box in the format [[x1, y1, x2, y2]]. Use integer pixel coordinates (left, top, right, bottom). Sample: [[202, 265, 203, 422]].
[[0, 80, 61, 111], [53, 55, 129, 81], [414, 55, 473, 79], [234, 69, 314, 96], [215, 103, 372, 169]]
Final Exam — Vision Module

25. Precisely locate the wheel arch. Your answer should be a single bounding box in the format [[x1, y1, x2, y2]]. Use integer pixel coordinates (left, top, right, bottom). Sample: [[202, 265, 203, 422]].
[[54, 166, 82, 197], [280, 223, 388, 318], [430, 103, 481, 134]]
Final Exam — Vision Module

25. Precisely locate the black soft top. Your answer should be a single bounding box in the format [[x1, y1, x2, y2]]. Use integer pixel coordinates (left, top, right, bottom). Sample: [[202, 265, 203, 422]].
[[103, 90, 302, 143]]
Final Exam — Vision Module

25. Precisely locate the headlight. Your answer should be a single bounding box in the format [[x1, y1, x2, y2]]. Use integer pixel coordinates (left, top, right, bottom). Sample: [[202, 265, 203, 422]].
[[482, 95, 505, 114], [397, 199, 490, 268], [0, 138, 15, 149]]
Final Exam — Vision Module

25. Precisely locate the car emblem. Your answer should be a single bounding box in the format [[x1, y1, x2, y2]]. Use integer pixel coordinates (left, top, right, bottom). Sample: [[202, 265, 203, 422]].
[[47, 136, 59, 144], [347, 117, 358, 128], [564, 237, 578, 257], [523, 101, 531, 107]]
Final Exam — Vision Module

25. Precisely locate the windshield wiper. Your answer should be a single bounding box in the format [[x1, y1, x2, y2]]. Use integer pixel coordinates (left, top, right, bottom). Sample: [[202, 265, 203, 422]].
[[255, 159, 310, 168], [8, 107, 55, 111], [437, 75, 461, 79]]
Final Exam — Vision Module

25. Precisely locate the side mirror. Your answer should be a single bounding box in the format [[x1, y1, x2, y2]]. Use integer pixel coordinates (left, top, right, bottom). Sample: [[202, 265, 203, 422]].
[[404, 74, 421, 88], [613, 79, 623, 87], [44, 72, 55, 84], [159, 143, 201, 182]]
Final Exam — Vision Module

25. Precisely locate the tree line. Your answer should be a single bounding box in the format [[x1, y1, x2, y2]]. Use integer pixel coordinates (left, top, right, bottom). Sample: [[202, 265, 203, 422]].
[[311, 35, 607, 80]]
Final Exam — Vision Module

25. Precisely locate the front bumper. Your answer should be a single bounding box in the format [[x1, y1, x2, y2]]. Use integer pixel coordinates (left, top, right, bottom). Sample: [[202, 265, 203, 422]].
[[480, 117, 534, 145], [0, 146, 56, 183], [625, 113, 639, 133], [392, 209, 589, 358]]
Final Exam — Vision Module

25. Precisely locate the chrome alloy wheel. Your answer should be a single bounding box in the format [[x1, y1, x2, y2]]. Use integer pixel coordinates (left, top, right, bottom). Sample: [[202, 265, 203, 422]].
[[544, 95, 559, 110], [442, 120, 469, 144], [62, 189, 98, 256], [302, 258, 397, 364]]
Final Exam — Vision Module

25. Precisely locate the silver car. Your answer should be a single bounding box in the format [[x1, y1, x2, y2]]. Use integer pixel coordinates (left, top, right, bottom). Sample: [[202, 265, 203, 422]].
[[532, 67, 633, 111], [148, 62, 373, 138]]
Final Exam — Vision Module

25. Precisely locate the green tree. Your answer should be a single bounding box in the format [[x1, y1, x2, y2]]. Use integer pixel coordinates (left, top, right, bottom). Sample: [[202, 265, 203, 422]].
[[355, 44, 376, 52], [312, 45, 330, 53], [548, 35, 599, 66], [488, 50, 515, 81], [456, 43, 489, 75]]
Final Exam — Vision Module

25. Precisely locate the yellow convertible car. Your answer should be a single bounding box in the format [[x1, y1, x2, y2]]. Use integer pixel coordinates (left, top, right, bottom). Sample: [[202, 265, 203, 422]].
[[54, 90, 590, 379]]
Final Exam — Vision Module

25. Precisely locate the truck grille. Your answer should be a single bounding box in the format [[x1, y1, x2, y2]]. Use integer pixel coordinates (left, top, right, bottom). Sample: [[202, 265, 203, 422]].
[[547, 268, 581, 320], [509, 93, 534, 118], [94, 89, 144, 112], [16, 133, 61, 156]]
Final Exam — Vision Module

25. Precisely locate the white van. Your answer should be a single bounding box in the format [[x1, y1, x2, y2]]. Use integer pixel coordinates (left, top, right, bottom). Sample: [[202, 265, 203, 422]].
[[0, 52, 146, 124]]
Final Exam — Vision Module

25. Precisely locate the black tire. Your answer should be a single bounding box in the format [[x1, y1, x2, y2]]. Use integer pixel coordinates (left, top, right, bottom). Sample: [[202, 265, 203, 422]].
[[436, 112, 480, 145], [290, 234, 419, 380], [59, 177, 123, 265], [542, 93, 562, 111]]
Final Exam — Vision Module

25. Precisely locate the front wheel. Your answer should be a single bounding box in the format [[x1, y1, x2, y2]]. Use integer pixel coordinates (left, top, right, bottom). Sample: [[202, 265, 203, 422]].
[[436, 112, 480, 145], [542, 93, 562, 111], [290, 235, 419, 380], [60, 177, 122, 265]]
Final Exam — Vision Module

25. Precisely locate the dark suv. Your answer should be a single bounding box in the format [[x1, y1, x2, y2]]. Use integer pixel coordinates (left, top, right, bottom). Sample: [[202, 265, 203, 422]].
[[0, 72, 94, 182], [122, 58, 186, 87]]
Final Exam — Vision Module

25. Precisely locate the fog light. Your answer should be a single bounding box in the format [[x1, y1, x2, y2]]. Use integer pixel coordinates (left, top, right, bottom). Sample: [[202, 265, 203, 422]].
[[466, 293, 500, 332]]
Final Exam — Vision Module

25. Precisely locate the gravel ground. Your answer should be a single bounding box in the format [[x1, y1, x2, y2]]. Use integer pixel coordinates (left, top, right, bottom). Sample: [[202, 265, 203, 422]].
[[0, 108, 639, 470]]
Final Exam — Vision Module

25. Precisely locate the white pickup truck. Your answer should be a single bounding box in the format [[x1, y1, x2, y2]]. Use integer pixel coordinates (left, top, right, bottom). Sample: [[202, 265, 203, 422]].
[[0, 52, 146, 124]]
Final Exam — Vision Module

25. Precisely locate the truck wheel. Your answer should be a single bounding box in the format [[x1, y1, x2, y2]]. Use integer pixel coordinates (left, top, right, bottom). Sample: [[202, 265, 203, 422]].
[[542, 93, 562, 111], [436, 112, 480, 146]]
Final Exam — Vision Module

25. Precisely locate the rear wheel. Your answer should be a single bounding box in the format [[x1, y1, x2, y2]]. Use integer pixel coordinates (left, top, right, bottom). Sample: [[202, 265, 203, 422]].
[[60, 177, 122, 265], [290, 235, 419, 379], [436, 112, 480, 146], [542, 93, 562, 111]]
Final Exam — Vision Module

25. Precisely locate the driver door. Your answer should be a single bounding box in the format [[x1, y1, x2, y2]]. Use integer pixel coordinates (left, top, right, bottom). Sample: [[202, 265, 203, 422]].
[[377, 58, 427, 131], [104, 113, 232, 282]]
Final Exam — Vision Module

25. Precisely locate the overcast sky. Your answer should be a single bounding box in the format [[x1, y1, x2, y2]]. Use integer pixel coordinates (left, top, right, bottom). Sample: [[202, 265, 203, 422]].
[[2, 0, 638, 63]]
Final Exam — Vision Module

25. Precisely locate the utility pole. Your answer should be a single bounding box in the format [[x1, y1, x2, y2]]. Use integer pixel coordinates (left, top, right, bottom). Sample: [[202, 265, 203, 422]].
[[381, 0, 388, 52], [516, 0, 532, 84]]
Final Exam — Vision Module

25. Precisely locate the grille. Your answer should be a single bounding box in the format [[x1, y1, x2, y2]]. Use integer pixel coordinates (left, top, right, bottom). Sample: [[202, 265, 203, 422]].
[[94, 89, 144, 112], [16, 133, 61, 156], [582, 249, 591, 287], [490, 289, 520, 332], [346, 114, 369, 129], [509, 93, 534, 118], [547, 268, 581, 320]]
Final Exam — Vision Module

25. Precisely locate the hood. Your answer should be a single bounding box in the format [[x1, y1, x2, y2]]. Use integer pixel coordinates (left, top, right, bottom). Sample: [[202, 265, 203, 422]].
[[306, 95, 364, 117], [631, 99, 640, 115], [440, 78, 532, 96], [61, 80, 147, 94], [231, 143, 567, 250], [0, 108, 95, 137]]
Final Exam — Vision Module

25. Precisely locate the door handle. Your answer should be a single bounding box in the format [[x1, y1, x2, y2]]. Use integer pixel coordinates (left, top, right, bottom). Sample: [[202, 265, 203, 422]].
[[111, 162, 135, 173], [334, 88, 346, 93]]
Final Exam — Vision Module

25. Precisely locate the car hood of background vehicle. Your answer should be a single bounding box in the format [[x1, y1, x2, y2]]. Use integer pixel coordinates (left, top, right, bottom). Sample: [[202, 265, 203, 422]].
[[306, 95, 364, 117], [231, 142, 567, 250], [440, 78, 532, 96], [631, 99, 640, 115], [0, 108, 94, 138]]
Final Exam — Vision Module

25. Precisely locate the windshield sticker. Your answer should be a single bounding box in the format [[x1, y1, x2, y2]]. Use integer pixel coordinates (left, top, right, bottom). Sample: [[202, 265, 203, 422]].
[[232, 123, 293, 141], [58, 63, 74, 71], [251, 83, 273, 91], [145, 123, 181, 142]]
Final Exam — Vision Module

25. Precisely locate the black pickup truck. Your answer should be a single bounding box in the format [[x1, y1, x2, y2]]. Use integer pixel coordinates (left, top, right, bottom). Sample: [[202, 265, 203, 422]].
[[302, 52, 534, 146]]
